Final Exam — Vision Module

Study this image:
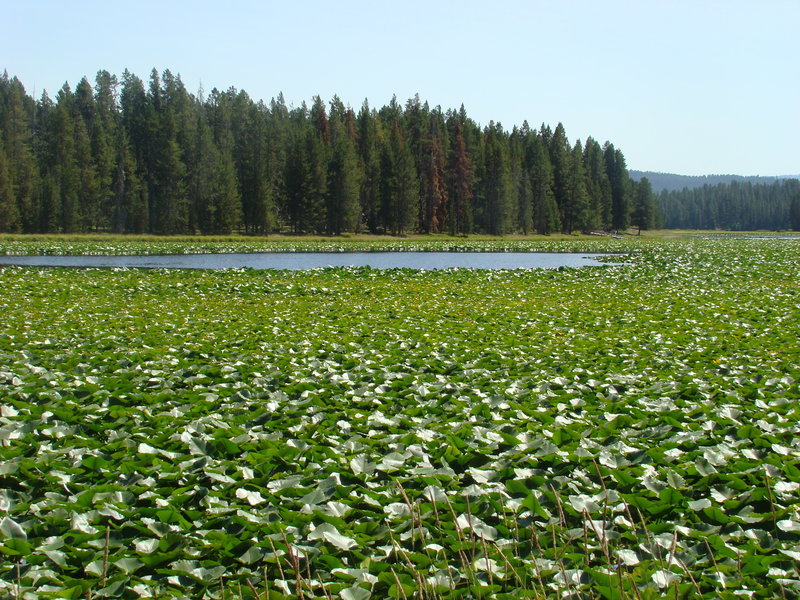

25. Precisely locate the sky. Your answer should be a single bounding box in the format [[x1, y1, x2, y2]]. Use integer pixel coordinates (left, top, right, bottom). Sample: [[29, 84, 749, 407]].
[[3, 0, 798, 176]]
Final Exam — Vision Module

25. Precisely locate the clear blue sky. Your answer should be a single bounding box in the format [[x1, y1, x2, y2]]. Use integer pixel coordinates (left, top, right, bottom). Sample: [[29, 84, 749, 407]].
[[3, 0, 798, 176]]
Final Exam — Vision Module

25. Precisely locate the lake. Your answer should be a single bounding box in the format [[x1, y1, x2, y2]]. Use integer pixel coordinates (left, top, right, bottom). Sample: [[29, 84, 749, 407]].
[[0, 252, 621, 270]]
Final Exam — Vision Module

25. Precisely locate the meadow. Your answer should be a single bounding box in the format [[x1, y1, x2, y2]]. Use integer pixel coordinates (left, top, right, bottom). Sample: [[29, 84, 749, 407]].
[[0, 235, 798, 599]]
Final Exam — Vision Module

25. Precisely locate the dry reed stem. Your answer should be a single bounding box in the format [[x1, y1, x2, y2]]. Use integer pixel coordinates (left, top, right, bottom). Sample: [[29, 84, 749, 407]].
[[267, 537, 286, 582], [102, 525, 110, 588], [279, 529, 305, 600], [245, 578, 260, 599], [391, 567, 409, 600]]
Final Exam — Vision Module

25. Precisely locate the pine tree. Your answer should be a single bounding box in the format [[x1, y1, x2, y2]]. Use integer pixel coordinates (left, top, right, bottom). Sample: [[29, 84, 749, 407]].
[[284, 129, 309, 233], [631, 177, 657, 233], [562, 140, 591, 233], [232, 92, 275, 234], [326, 117, 361, 234], [791, 195, 800, 232], [0, 137, 20, 231], [357, 100, 381, 233], [188, 115, 219, 233], [446, 120, 473, 235], [548, 123, 571, 232], [49, 84, 81, 232], [310, 95, 330, 144], [525, 133, 559, 234], [0, 74, 38, 231], [379, 123, 418, 235], [421, 134, 447, 233], [213, 147, 241, 234], [304, 128, 328, 233], [481, 122, 513, 235], [93, 70, 119, 231], [144, 70, 189, 234], [583, 137, 612, 229], [605, 142, 630, 231]]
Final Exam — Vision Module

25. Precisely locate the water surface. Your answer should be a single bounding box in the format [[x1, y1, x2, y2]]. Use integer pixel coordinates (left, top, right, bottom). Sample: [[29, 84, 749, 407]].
[[0, 252, 620, 270]]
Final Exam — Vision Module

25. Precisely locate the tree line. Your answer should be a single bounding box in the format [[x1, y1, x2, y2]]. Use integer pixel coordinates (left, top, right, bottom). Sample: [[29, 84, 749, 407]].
[[1, 69, 661, 236], [629, 171, 798, 194], [658, 179, 800, 231]]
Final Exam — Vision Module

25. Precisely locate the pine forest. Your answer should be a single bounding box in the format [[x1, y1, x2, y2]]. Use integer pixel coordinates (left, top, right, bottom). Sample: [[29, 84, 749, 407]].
[[1, 69, 797, 236]]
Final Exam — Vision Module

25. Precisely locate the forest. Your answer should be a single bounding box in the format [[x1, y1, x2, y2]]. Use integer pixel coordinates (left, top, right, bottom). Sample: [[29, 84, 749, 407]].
[[657, 179, 800, 231], [0, 69, 658, 236], [2, 69, 798, 237], [629, 170, 798, 194]]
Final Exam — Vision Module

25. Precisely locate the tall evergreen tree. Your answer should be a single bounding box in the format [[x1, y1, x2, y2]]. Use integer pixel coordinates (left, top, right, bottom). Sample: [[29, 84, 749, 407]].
[[50, 84, 81, 232], [446, 120, 473, 235], [605, 142, 630, 230], [561, 140, 590, 233], [524, 132, 560, 234], [357, 100, 381, 233], [791, 195, 800, 232], [548, 123, 571, 232], [380, 122, 418, 235], [0, 74, 39, 231], [284, 128, 309, 234], [421, 134, 447, 233], [92, 70, 119, 231], [480, 122, 513, 235], [0, 136, 20, 231], [631, 177, 657, 233], [583, 137, 612, 229], [326, 116, 361, 234]]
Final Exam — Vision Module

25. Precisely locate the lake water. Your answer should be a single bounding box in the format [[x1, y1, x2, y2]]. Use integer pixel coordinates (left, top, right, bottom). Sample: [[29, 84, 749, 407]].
[[0, 252, 620, 271]]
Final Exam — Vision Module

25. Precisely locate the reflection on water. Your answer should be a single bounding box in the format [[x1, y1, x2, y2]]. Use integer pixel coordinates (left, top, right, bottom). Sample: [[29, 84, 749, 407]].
[[0, 252, 624, 270]]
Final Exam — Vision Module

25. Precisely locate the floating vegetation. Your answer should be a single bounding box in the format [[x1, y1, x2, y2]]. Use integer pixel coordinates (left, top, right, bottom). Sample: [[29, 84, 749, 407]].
[[0, 237, 798, 599]]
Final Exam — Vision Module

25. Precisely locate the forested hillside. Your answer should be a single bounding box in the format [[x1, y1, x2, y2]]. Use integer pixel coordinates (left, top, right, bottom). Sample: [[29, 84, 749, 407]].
[[629, 170, 797, 194], [0, 69, 660, 236], [659, 179, 800, 231]]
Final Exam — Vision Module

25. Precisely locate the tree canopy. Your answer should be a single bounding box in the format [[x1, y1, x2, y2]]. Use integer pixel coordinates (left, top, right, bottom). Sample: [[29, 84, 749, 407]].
[[20, 67, 788, 235]]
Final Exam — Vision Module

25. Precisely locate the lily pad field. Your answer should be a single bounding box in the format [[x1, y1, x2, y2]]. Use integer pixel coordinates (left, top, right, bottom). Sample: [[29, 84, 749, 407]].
[[1, 236, 799, 599]]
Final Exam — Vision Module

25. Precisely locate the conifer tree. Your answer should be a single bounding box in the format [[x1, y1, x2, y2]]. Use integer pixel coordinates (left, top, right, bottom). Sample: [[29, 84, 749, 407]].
[[50, 84, 81, 232], [0, 74, 38, 231], [304, 128, 328, 233], [446, 120, 473, 235], [379, 122, 418, 235], [284, 129, 309, 233], [421, 134, 447, 233], [481, 122, 513, 235], [111, 130, 139, 232], [791, 195, 800, 231], [357, 100, 381, 233], [326, 117, 361, 234], [583, 137, 612, 229], [70, 108, 101, 231], [213, 147, 241, 234], [605, 142, 630, 230], [92, 70, 119, 231], [310, 95, 330, 144], [631, 177, 657, 233], [548, 123, 571, 232], [188, 115, 219, 233], [525, 133, 559, 234], [0, 137, 20, 231], [561, 140, 590, 233]]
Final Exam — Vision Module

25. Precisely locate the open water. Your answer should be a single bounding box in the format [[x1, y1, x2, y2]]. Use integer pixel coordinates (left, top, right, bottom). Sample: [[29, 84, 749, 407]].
[[0, 252, 621, 270]]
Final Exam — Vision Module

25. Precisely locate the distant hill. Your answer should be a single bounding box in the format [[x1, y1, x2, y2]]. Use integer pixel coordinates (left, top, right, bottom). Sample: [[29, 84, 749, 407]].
[[629, 171, 800, 194]]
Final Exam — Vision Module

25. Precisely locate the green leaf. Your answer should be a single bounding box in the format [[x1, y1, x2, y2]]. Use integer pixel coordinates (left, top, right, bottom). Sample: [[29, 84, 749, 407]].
[[0, 516, 26, 540], [340, 586, 372, 600]]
